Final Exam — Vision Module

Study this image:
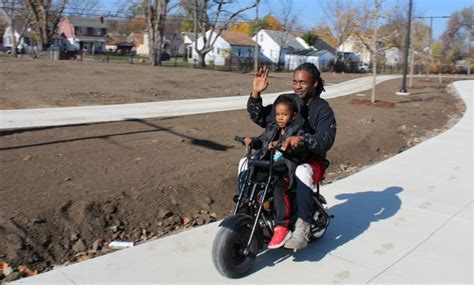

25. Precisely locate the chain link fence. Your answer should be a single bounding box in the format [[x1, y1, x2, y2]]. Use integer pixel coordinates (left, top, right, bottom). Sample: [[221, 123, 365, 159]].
[[23, 50, 470, 75]]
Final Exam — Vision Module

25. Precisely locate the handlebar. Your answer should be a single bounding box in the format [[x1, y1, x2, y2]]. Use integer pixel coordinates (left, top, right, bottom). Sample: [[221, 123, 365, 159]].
[[234, 136, 251, 156], [234, 136, 245, 144], [247, 158, 270, 168], [234, 135, 299, 158]]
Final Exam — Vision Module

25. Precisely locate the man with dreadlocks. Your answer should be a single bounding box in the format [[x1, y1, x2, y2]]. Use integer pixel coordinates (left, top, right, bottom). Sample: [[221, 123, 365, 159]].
[[247, 62, 337, 250]]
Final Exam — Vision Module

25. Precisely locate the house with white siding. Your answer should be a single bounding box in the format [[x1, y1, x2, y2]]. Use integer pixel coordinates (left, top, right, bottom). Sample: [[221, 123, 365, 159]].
[[252, 29, 306, 65], [193, 30, 256, 66], [337, 34, 371, 63]]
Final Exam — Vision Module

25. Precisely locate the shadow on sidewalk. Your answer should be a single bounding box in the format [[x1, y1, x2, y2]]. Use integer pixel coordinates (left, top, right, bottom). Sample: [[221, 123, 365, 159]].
[[248, 186, 403, 275]]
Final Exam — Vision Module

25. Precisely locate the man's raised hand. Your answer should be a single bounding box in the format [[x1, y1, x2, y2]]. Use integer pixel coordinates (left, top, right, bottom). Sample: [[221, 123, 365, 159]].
[[251, 66, 269, 98]]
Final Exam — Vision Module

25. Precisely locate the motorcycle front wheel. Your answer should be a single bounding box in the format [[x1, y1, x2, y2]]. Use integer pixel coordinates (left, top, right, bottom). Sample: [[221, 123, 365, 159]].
[[212, 223, 258, 278]]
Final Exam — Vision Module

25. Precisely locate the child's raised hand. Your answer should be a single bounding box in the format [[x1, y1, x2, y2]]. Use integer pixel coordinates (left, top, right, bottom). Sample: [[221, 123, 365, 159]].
[[243, 137, 253, 146]]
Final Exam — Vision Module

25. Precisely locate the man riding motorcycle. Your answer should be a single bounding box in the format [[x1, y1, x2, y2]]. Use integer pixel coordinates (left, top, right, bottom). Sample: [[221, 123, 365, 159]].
[[247, 63, 337, 250]]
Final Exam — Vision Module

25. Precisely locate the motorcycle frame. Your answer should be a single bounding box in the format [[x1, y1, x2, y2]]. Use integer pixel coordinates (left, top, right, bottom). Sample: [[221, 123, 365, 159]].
[[233, 146, 276, 255]]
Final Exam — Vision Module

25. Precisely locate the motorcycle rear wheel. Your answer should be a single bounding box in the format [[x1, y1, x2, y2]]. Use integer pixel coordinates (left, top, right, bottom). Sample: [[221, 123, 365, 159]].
[[311, 210, 330, 239], [212, 223, 258, 278]]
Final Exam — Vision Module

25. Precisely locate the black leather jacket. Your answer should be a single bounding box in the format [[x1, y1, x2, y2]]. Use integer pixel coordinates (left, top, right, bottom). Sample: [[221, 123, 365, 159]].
[[247, 93, 337, 159], [251, 120, 307, 188]]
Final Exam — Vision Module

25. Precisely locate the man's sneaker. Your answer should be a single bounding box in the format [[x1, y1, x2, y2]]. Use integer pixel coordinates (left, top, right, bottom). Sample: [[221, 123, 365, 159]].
[[284, 218, 310, 250], [268, 226, 292, 249]]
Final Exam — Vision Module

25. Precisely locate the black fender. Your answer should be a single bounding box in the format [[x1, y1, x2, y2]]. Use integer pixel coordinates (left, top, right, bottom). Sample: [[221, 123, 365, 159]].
[[317, 194, 327, 205], [219, 214, 264, 249]]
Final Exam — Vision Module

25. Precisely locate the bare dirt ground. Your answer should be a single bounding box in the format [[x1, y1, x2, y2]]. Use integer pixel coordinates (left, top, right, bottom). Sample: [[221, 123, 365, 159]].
[[0, 57, 364, 109], [0, 57, 468, 282]]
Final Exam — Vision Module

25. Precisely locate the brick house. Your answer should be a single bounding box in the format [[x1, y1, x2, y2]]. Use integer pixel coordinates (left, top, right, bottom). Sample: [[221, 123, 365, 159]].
[[57, 16, 108, 54]]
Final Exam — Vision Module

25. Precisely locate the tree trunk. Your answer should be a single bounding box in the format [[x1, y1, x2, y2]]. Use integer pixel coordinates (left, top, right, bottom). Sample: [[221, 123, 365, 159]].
[[370, 0, 381, 103], [144, 0, 168, 66], [198, 52, 206, 67], [371, 34, 377, 103], [11, 26, 18, 58]]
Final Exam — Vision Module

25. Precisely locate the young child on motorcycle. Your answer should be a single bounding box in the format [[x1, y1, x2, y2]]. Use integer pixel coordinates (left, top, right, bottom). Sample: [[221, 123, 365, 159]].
[[243, 96, 308, 249]]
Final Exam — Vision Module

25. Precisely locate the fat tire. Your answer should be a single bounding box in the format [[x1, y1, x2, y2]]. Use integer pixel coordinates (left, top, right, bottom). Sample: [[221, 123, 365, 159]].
[[212, 224, 257, 278]]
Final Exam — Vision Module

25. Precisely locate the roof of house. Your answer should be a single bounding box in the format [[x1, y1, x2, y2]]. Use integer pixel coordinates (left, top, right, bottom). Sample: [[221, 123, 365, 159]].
[[182, 32, 196, 41], [6, 19, 33, 37], [313, 38, 336, 55], [127, 32, 145, 46], [68, 17, 107, 29], [314, 49, 334, 56], [163, 15, 183, 35], [287, 48, 336, 57], [286, 48, 319, 56], [219, 30, 255, 47], [261, 29, 305, 50]]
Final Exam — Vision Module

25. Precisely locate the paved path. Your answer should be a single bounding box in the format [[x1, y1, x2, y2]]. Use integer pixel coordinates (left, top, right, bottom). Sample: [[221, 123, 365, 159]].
[[0, 75, 399, 130], [15, 80, 473, 284]]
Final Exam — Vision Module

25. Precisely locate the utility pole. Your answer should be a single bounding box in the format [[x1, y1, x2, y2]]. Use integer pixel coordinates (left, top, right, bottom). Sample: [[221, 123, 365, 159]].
[[397, 0, 413, 95], [254, 0, 260, 72], [414, 15, 450, 75]]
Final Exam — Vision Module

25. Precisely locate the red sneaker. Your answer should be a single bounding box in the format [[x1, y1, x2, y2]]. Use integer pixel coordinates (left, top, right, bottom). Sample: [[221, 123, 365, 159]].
[[268, 226, 292, 249]]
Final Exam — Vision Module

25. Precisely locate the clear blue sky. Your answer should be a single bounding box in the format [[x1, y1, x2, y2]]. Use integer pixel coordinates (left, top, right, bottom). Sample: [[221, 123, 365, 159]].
[[104, 0, 472, 40]]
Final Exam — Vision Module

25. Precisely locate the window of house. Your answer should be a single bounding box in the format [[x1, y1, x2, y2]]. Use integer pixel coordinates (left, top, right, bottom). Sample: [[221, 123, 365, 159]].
[[217, 48, 220, 54], [238, 48, 241, 56], [95, 28, 102, 36], [260, 34, 263, 42]]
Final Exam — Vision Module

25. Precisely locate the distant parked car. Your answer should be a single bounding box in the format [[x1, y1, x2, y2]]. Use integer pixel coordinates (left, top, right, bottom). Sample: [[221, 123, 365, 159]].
[[161, 52, 171, 61], [357, 62, 369, 73]]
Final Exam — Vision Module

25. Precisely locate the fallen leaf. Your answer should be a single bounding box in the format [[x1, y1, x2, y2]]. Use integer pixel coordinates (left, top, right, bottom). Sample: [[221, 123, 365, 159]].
[[182, 217, 191, 225], [18, 265, 38, 276]]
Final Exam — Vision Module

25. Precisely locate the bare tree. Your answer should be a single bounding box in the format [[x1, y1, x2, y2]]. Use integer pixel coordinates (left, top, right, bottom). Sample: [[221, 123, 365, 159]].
[[272, 0, 297, 70], [26, 0, 68, 50], [144, 0, 170, 66], [441, 7, 472, 72], [408, 20, 430, 86], [1, 0, 31, 57], [186, 0, 256, 67], [321, 0, 359, 66], [352, 0, 384, 103], [351, 0, 405, 102]]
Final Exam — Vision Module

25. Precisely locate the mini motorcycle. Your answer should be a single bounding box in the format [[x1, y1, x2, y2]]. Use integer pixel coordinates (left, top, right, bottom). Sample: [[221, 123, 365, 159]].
[[212, 136, 332, 278]]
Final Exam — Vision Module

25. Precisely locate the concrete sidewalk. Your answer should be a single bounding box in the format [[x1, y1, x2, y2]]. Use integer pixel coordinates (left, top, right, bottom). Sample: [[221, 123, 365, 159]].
[[14, 81, 472, 284], [0, 75, 399, 130]]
